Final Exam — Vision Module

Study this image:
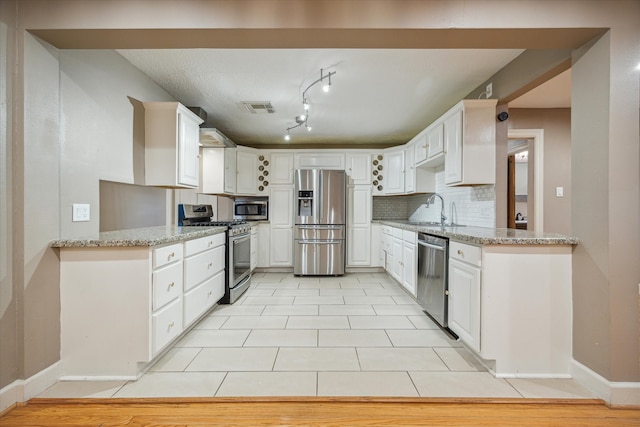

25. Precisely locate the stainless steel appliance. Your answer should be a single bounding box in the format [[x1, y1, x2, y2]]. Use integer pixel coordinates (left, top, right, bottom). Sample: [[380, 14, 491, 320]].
[[178, 204, 251, 304], [293, 169, 345, 276], [417, 233, 450, 328], [234, 197, 268, 221]]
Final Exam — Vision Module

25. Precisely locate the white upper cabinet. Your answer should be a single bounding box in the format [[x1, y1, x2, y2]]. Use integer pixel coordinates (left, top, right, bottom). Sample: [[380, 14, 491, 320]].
[[200, 147, 236, 195], [427, 122, 444, 160], [235, 149, 257, 196], [384, 149, 405, 194], [295, 152, 345, 170], [144, 102, 204, 188], [346, 153, 371, 185], [444, 99, 497, 186], [413, 132, 428, 165], [404, 144, 416, 193], [269, 152, 295, 185]]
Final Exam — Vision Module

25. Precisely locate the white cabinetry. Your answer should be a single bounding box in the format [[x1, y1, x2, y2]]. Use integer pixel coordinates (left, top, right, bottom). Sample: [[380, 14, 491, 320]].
[[236, 149, 258, 195], [269, 152, 295, 185], [269, 186, 294, 266], [257, 222, 271, 267], [384, 149, 405, 194], [401, 230, 417, 296], [391, 228, 404, 282], [144, 102, 204, 188], [448, 241, 482, 353], [347, 185, 372, 266], [404, 144, 416, 193], [381, 225, 393, 272], [250, 224, 258, 271], [346, 153, 372, 185], [443, 99, 497, 186], [413, 132, 428, 164], [59, 232, 226, 378], [295, 152, 345, 170], [183, 233, 226, 327], [427, 122, 444, 160], [200, 148, 237, 195], [370, 223, 382, 267]]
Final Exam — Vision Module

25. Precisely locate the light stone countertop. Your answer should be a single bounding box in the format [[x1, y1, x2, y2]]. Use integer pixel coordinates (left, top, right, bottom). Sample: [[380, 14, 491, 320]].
[[50, 225, 227, 248], [374, 220, 579, 246]]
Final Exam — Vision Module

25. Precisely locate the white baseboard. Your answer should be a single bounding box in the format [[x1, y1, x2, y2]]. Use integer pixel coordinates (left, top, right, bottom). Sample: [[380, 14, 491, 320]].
[[0, 361, 62, 412], [571, 359, 640, 406]]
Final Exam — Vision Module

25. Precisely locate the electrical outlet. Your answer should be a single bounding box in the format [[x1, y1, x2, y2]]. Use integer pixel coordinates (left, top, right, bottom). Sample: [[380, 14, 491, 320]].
[[556, 187, 564, 197], [486, 83, 493, 98], [72, 203, 90, 222]]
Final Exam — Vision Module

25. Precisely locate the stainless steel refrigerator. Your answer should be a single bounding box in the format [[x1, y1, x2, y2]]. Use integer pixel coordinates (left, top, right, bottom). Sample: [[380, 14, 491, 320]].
[[294, 169, 346, 276]]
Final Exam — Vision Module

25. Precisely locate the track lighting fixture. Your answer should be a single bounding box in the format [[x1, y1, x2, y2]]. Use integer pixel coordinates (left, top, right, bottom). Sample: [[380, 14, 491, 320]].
[[284, 68, 336, 141]]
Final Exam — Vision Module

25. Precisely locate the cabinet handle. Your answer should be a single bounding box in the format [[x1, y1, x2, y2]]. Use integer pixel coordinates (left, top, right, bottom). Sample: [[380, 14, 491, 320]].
[[457, 250, 464, 256], [208, 291, 213, 297], [208, 262, 213, 268], [445, 290, 450, 296], [168, 321, 175, 329], [167, 282, 175, 290], [167, 252, 175, 260]]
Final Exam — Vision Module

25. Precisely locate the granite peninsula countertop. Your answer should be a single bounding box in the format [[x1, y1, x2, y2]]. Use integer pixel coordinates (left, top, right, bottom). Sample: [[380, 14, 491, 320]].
[[50, 225, 227, 248], [374, 220, 578, 246]]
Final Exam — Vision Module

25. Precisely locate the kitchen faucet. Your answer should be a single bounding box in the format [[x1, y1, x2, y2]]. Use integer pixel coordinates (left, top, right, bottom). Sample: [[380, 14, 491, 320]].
[[426, 193, 447, 226]]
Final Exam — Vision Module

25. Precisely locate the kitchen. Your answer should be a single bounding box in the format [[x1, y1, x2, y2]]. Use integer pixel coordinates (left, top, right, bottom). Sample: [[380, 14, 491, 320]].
[[1, 0, 639, 415]]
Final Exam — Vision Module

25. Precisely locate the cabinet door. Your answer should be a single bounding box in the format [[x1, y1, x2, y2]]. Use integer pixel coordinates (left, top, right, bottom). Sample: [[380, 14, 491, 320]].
[[444, 110, 463, 185], [448, 257, 481, 352], [414, 133, 428, 164], [404, 145, 415, 193], [346, 153, 371, 185], [347, 226, 371, 266], [269, 153, 294, 185], [177, 111, 200, 187], [402, 240, 417, 297], [427, 122, 444, 159], [348, 186, 371, 227], [392, 237, 403, 282], [224, 148, 237, 193], [257, 223, 271, 267], [385, 150, 405, 194], [250, 227, 258, 271], [269, 186, 293, 227], [236, 150, 257, 195], [270, 227, 293, 266]]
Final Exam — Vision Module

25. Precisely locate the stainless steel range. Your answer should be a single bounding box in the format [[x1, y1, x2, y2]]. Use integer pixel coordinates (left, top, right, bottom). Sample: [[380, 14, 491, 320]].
[[178, 204, 251, 304]]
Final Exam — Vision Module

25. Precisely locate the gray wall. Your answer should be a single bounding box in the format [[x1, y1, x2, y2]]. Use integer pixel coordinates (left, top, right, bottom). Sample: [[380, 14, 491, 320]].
[[1, 0, 638, 398], [508, 108, 572, 235]]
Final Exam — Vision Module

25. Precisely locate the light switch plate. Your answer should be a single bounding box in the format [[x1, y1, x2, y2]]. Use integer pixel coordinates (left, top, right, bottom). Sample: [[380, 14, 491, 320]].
[[556, 187, 564, 197], [72, 203, 90, 222]]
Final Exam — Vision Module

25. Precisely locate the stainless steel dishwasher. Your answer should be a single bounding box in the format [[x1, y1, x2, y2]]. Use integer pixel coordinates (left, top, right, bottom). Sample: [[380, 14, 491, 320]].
[[417, 233, 449, 328]]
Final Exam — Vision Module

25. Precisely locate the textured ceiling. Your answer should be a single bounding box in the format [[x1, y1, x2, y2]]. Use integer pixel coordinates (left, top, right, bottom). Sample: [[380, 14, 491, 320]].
[[117, 48, 524, 147]]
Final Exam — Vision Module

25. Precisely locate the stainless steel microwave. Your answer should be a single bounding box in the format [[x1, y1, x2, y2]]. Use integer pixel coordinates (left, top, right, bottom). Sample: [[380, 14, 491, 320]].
[[234, 197, 268, 221]]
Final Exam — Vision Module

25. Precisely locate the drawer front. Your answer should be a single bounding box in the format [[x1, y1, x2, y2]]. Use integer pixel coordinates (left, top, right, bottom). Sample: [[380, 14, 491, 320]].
[[392, 227, 403, 239], [450, 241, 482, 266], [381, 225, 392, 236], [152, 298, 183, 355], [153, 243, 183, 269], [402, 230, 417, 244], [184, 245, 225, 291], [152, 262, 183, 311], [184, 271, 225, 327], [184, 233, 226, 257]]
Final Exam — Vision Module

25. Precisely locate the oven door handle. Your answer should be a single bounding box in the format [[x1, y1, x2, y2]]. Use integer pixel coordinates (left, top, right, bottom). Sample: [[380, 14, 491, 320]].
[[231, 233, 250, 243]]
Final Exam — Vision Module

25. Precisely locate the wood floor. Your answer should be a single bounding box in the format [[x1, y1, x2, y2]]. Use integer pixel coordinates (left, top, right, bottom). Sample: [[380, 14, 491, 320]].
[[1, 397, 638, 426]]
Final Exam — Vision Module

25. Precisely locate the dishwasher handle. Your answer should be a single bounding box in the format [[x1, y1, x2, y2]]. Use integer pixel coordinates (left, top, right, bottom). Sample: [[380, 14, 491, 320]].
[[418, 240, 446, 251]]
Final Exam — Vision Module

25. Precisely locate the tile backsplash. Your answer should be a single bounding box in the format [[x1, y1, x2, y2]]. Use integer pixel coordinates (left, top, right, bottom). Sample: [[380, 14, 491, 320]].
[[372, 170, 496, 228]]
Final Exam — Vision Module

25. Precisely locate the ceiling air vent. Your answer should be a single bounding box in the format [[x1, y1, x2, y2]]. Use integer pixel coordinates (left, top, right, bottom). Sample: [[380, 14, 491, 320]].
[[243, 101, 275, 114]]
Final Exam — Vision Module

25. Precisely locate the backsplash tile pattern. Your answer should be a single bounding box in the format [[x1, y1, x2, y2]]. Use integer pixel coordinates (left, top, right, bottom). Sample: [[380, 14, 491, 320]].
[[373, 170, 496, 228]]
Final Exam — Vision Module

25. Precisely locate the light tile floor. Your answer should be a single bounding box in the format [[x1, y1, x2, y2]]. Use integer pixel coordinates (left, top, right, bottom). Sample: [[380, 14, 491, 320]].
[[39, 272, 596, 399]]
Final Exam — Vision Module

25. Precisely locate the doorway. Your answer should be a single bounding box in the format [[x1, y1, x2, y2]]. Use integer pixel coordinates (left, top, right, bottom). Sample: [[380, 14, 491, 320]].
[[507, 140, 531, 229], [507, 129, 544, 232]]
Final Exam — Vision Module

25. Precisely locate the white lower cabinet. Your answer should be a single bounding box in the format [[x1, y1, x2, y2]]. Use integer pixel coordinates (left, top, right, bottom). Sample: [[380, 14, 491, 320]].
[[257, 223, 271, 267], [448, 241, 482, 353], [270, 227, 293, 266], [183, 233, 226, 328], [401, 230, 417, 297], [59, 232, 226, 378], [269, 185, 293, 266], [250, 224, 258, 271], [347, 185, 372, 266]]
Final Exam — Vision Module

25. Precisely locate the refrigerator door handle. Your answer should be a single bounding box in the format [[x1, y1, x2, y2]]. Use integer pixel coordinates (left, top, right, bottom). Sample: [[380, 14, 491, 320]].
[[297, 225, 343, 229], [297, 240, 342, 245], [319, 170, 324, 221]]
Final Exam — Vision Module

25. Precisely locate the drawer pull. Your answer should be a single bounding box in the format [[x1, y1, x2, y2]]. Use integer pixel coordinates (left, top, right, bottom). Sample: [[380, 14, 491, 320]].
[[167, 281, 175, 290], [208, 241, 213, 246], [208, 262, 213, 268], [167, 252, 175, 260], [457, 250, 464, 256], [445, 290, 450, 296], [208, 291, 213, 297], [168, 321, 175, 329]]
